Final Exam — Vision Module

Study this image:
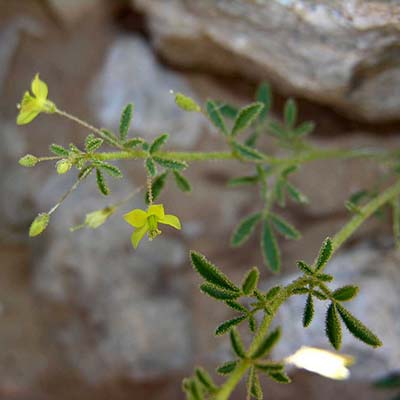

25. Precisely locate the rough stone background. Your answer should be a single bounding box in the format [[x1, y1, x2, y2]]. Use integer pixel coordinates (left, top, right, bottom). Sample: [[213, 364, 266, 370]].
[[0, 0, 399, 399]]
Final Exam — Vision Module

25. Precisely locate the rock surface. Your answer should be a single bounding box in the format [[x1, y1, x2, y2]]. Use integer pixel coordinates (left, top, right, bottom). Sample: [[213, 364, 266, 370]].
[[133, 0, 400, 122], [269, 243, 400, 379], [90, 36, 204, 148]]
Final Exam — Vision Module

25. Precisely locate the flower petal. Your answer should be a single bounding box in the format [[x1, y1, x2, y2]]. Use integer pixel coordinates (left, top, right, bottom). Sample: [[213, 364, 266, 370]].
[[159, 214, 181, 230], [148, 204, 165, 219], [31, 73, 48, 99], [17, 108, 40, 125], [131, 224, 148, 249], [123, 209, 147, 228]]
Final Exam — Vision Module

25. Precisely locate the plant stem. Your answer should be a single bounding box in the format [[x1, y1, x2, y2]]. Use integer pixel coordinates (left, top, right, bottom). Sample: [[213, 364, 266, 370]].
[[215, 178, 400, 400]]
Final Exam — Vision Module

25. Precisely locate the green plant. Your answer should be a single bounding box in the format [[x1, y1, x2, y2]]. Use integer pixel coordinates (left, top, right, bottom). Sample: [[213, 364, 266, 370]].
[[18, 75, 400, 399]]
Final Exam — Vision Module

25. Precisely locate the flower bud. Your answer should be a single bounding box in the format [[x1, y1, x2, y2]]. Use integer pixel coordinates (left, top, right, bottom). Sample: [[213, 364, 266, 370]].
[[19, 154, 38, 167], [56, 159, 72, 174], [29, 213, 50, 237]]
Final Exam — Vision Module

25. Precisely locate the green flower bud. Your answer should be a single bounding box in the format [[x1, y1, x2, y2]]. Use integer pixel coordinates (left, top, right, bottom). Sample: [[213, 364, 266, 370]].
[[29, 213, 50, 237], [19, 154, 38, 167], [85, 206, 115, 229], [175, 93, 201, 112], [56, 159, 72, 174]]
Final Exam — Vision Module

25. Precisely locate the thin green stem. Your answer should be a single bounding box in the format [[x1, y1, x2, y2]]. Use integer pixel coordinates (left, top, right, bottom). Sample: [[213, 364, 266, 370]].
[[215, 178, 400, 400]]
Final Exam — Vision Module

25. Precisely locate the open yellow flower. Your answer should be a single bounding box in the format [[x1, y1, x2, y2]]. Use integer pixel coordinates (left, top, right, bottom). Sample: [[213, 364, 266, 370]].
[[17, 74, 56, 125], [124, 204, 181, 248]]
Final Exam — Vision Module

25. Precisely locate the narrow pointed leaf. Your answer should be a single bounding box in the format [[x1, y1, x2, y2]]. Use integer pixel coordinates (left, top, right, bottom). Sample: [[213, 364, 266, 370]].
[[231, 102, 264, 136], [215, 315, 247, 336], [206, 100, 228, 136], [241, 267, 259, 295], [332, 285, 359, 302], [326, 303, 342, 350], [124, 137, 145, 148], [284, 98, 297, 128], [98, 162, 122, 178], [295, 121, 315, 136], [100, 129, 119, 146], [297, 261, 313, 275], [49, 143, 69, 156], [231, 212, 262, 247], [149, 133, 169, 154], [303, 294, 314, 327], [225, 300, 248, 314], [248, 315, 257, 332], [230, 328, 246, 358], [286, 183, 308, 204], [190, 251, 239, 292], [231, 141, 265, 161], [268, 371, 291, 384], [312, 289, 328, 300], [217, 360, 238, 375], [96, 168, 109, 195], [250, 327, 281, 359], [250, 370, 263, 400], [119, 103, 133, 140], [227, 175, 259, 187], [256, 82, 272, 120], [153, 156, 187, 171], [195, 367, 218, 392], [316, 273, 334, 282], [270, 213, 301, 240], [218, 103, 239, 119], [261, 218, 281, 273], [336, 304, 382, 347], [316, 237, 333, 271], [266, 285, 282, 300], [173, 170, 192, 192], [200, 283, 240, 300], [255, 362, 284, 373]]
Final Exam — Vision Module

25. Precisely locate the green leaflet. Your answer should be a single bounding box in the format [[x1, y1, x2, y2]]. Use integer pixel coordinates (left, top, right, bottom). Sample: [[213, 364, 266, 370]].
[[303, 294, 314, 328], [247, 367, 263, 400], [241, 267, 260, 295], [230, 328, 246, 358], [206, 100, 228, 136], [153, 156, 188, 171], [266, 285, 282, 300], [145, 158, 157, 177], [231, 141, 266, 161], [297, 260, 313, 275], [49, 143, 69, 157], [332, 285, 359, 302], [190, 251, 239, 292], [149, 133, 169, 154], [270, 213, 301, 240], [268, 371, 291, 384], [248, 315, 257, 332], [218, 103, 239, 119], [316, 237, 333, 271], [286, 182, 309, 204], [255, 362, 284, 373], [268, 120, 286, 138], [231, 212, 262, 247], [195, 367, 217, 392], [145, 171, 168, 204], [124, 137, 145, 148], [215, 315, 247, 336], [326, 303, 342, 350], [312, 289, 328, 300], [295, 121, 315, 136], [231, 102, 264, 136], [336, 303, 382, 348], [119, 103, 133, 141], [225, 300, 248, 314], [97, 162, 122, 178], [250, 327, 281, 359], [173, 170, 192, 192], [227, 175, 259, 187], [316, 273, 334, 282], [200, 283, 241, 300], [96, 168, 109, 195], [284, 98, 297, 128], [85, 134, 103, 153], [256, 82, 272, 120], [261, 218, 281, 272], [100, 129, 119, 146], [217, 360, 238, 375]]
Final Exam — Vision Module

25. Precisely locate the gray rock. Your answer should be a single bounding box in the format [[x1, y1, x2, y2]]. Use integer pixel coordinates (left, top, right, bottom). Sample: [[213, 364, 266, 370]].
[[47, 0, 102, 24], [32, 173, 192, 382], [133, 0, 400, 122], [268, 243, 400, 380], [90, 36, 203, 148]]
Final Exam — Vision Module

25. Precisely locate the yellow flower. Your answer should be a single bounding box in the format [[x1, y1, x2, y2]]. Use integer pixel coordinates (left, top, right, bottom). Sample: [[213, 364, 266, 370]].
[[17, 74, 56, 125], [123, 204, 181, 248]]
